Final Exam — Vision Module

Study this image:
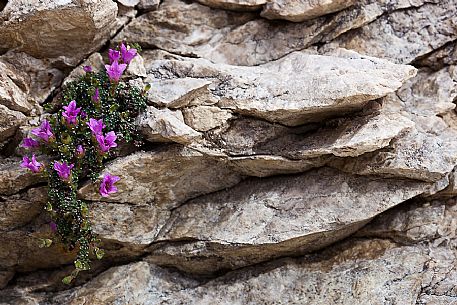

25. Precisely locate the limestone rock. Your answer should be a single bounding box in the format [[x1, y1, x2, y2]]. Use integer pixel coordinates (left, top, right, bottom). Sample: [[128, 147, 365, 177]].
[[0, 187, 47, 231], [358, 198, 457, 245], [33, 237, 457, 304], [0, 105, 26, 142], [117, 0, 140, 7], [182, 106, 233, 132], [142, 77, 214, 108], [0, 61, 32, 113], [196, 0, 266, 11], [0, 0, 118, 66], [327, 1, 457, 64], [115, 0, 368, 66], [137, 0, 160, 11], [63, 53, 104, 85], [149, 167, 427, 273], [205, 110, 414, 159], [228, 155, 328, 177], [136, 106, 201, 144], [0, 52, 63, 112], [332, 66, 457, 182], [146, 51, 416, 126], [90, 202, 170, 245], [0, 158, 45, 196], [261, 0, 357, 22], [332, 129, 457, 182], [78, 146, 243, 207]]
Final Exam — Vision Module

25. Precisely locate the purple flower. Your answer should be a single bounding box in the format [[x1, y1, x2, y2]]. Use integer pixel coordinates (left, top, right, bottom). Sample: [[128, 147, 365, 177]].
[[22, 137, 40, 149], [87, 118, 105, 135], [49, 221, 57, 232], [108, 49, 120, 63], [92, 88, 100, 103], [105, 60, 127, 83], [83, 65, 92, 73], [80, 110, 87, 119], [62, 100, 81, 125], [31, 120, 53, 142], [76, 144, 85, 157], [120, 43, 137, 64], [20, 155, 43, 173], [53, 161, 74, 181], [99, 174, 120, 197], [96, 131, 117, 153]]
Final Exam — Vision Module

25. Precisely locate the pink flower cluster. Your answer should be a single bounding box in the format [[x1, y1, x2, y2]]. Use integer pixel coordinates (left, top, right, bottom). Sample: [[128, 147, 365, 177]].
[[104, 42, 137, 83], [21, 46, 132, 199]]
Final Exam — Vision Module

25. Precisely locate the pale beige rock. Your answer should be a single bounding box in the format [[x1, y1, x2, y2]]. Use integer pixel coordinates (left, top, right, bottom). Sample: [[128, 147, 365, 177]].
[[0, 52, 63, 111], [63, 53, 104, 85], [0, 0, 118, 66], [117, 0, 140, 7], [182, 106, 233, 132], [126, 54, 147, 77], [327, 1, 457, 64], [142, 77, 214, 108], [149, 167, 427, 273], [115, 0, 356, 66], [78, 146, 242, 207], [205, 110, 414, 159], [0, 158, 45, 196], [261, 0, 357, 22], [0, 61, 32, 113], [40, 238, 457, 304], [90, 202, 170, 245], [146, 51, 416, 126], [332, 129, 457, 182], [332, 67, 457, 182], [0, 187, 47, 231], [0, 105, 26, 142], [196, 0, 266, 11], [228, 155, 327, 177], [138, 0, 160, 11], [136, 106, 201, 144]]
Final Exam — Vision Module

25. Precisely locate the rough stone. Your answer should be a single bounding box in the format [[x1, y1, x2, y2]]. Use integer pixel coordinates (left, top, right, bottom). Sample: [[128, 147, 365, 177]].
[[0, 0, 118, 66], [146, 51, 416, 126], [137, 0, 160, 11], [196, 0, 266, 11], [149, 167, 428, 273], [182, 106, 233, 132], [117, 0, 140, 7], [0, 52, 63, 112], [0, 187, 47, 231], [0, 158, 45, 196], [0, 105, 26, 143], [204, 110, 414, 159], [261, 0, 357, 22], [136, 106, 202, 144], [115, 0, 370, 66], [90, 202, 169, 246], [78, 145, 242, 207], [24, 237, 457, 304], [327, 1, 457, 64], [141, 77, 214, 108]]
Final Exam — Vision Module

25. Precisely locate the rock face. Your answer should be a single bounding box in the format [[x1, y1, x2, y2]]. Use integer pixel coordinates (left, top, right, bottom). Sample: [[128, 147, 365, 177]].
[[2, 0, 457, 303], [0, 0, 118, 66]]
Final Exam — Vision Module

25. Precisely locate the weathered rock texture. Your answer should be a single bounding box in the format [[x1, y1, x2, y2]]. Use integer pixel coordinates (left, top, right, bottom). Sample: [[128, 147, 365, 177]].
[[1, 0, 457, 303]]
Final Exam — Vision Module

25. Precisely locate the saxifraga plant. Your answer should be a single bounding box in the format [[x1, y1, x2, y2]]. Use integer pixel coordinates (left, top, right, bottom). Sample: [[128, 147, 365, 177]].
[[20, 42, 147, 284]]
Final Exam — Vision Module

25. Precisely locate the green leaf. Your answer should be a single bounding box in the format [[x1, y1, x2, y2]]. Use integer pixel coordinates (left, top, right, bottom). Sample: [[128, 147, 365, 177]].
[[38, 238, 53, 248], [95, 248, 105, 260], [62, 275, 73, 285]]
